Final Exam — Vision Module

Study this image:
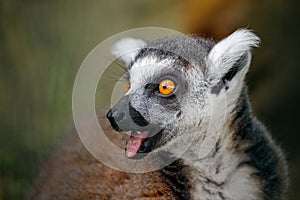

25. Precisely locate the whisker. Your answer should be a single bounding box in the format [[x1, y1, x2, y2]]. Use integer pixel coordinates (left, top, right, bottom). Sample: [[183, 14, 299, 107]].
[[102, 56, 127, 73]]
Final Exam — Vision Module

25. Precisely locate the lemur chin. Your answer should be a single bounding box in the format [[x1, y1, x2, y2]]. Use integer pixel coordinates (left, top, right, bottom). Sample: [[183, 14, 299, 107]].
[[107, 29, 288, 199]]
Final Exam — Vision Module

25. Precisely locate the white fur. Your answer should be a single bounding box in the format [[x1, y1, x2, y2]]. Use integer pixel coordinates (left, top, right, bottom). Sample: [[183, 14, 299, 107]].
[[189, 146, 262, 200], [112, 38, 147, 66], [128, 56, 175, 93], [180, 125, 262, 200], [207, 29, 260, 82]]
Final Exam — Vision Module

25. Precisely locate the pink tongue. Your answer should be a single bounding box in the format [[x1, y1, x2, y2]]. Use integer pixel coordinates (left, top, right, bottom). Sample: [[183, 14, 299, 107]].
[[125, 132, 148, 158]]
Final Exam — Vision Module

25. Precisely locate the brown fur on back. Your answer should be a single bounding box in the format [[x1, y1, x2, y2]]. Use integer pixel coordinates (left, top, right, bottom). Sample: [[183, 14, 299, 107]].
[[26, 114, 175, 200]]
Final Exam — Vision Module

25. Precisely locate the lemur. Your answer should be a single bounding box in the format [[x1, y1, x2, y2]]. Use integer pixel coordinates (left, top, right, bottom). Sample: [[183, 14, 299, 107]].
[[106, 29, 288, 200], [27, 29, 287, 200]]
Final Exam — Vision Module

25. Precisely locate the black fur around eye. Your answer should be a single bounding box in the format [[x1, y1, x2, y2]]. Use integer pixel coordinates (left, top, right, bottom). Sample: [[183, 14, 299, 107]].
[[144, 83, 159, 94]]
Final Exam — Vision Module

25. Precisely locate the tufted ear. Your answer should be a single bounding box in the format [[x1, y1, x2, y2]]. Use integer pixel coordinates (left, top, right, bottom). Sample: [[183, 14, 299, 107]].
[[207, 29, 260, 94], [112, 38, 147, 66]]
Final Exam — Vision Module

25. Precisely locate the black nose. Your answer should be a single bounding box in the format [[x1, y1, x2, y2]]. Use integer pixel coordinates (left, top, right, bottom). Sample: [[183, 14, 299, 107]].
[[106, 109, 122, 131], [106, 105, 149, 132], [129, 104, 149, 127], [106, 95, 149, 132]]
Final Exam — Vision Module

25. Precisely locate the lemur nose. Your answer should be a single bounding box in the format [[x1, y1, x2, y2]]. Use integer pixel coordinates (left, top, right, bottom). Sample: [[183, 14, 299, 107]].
[[106, 109, 123, 131], [106, 95, 150, 132], [129, 104, 149, 127]]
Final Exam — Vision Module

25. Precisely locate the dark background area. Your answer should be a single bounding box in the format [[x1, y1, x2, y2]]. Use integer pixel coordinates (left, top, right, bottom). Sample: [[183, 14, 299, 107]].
[[0, 0, 299, 199]]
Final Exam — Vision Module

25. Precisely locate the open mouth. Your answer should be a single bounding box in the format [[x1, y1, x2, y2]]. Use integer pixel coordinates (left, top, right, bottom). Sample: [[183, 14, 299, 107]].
[[125, 131, 148, 158], [106, 107, 162, 160], [124, 129, 162, 159]]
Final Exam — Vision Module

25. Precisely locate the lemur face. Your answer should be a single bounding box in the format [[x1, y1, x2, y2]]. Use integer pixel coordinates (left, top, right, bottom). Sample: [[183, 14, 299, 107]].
[[107, 54, 200, 159], [107, 30, 259, 159]]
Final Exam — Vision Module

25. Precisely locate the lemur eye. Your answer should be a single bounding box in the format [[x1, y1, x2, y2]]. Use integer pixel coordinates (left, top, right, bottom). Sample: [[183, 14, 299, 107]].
[[158, 79, 175, 96], [125, 81, 130, 92]]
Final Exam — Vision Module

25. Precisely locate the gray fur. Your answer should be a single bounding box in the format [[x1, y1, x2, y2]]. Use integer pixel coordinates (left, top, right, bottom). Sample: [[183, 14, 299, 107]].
[[111, 29, 288, 200], [147, 35, 215, 69]]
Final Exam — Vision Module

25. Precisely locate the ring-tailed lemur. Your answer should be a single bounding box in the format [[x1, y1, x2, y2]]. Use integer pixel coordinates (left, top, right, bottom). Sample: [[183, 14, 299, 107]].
[[107, 29, 288, 200]]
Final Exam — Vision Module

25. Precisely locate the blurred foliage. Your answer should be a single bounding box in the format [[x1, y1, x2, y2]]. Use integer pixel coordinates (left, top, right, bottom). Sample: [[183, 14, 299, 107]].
[[0, 0, 299, 199]]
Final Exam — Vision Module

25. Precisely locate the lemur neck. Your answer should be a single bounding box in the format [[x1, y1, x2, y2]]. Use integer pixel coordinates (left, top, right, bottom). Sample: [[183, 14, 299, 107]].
[[179, 88, 266, 200]]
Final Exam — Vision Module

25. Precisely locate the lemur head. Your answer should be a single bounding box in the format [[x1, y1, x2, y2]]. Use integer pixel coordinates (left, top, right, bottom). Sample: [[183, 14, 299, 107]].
[[107, 29, 260, 159]]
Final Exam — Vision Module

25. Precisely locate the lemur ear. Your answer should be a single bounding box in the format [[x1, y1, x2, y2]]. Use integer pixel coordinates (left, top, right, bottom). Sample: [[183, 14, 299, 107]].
[[207, 29, 260, 93], [112, 38, 147, 66]]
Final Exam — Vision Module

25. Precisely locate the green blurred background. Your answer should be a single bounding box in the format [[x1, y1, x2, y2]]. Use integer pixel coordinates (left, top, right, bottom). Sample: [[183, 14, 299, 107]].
[[0, 0, 299, 199]]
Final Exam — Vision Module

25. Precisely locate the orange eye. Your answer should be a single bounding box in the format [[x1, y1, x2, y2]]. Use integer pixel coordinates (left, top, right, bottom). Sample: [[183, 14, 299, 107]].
[[159, 80, 175, 95], [125, 81, 130, 92]]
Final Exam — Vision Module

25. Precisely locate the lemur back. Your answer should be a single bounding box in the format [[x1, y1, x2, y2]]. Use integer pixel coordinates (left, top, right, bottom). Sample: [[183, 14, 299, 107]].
[[27, 29, 288, 200]]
